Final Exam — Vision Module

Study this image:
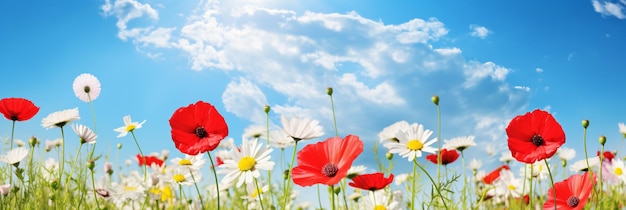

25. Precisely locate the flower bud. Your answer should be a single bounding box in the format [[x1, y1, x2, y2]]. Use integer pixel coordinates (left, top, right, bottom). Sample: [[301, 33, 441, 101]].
[[117, 143, 122, 149], [599, 135, 606, 146], [87, 160, 95, 171], [326, 87, 333, 96], [104, 162, 113, 175], [386, 152, 393, 160], [431, 95, 439, 106], [561, 159, 567, 167], [582, 120, 589, 129], [29, 136, 38, 147], [264, 105, 270, 114]]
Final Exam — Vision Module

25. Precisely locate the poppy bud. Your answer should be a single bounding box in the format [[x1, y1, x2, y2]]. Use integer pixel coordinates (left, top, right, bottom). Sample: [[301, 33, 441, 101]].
[[599, 135, 606, 146], [117, 143, 122, 149], [386, 152, 393, 160], [29, 136, 38, 147], [582, 120, 589, 129], [326, 87, 333, 96], [432, 95, 439, 105], [264, 105, 270, 114], [561, 159, 567, 167]]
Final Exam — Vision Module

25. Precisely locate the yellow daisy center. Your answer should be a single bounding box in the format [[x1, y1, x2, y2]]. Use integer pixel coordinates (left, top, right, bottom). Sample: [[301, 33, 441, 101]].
[[238, 156, 256, 171], [161, 186, 173, 202], [615, 167, 623, 176], [125, 124, 136, 132], [406, 139, 424, 151], [250, 188, 263, 198], [508, 185, 516, 190], [179, 159, 192, 166], [173, 174, 186, 183], [123, 186, 137, 192], [374, 205, 387, 210]]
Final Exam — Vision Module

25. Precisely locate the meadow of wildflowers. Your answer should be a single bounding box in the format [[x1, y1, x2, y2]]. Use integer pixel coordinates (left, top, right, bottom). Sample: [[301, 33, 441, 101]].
[[1, 73, 625, 210]]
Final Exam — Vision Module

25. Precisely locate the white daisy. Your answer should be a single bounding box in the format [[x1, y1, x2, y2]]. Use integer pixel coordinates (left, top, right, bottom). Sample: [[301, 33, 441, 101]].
[[378, 120, 410, 144], [41, 108, 80, 129], [113, 115, 146, 138], [443, 135, 476, 151], [0, 184, 10, 196], [384, 123, 437, 162], [72, 73, 101, 102], [348, 192, 362, 202], [394, 173, 410, 186], [218, 137, 236, 149], [163, 166, 202, 186], [71, 123, 97, 144], [469, 159, 482, 170], [269, 129, 295, 149], [347, 165, 367, 179], [170, 154, 206, 171], [109, 171, 147, 206], [488, 169, 527, 202], [363, 190, 401, 210], [0, 147, 28, 166], [243, 125, 267, 140], [243, 181, 269, 201], [42, 158, 58, 181], [519, 160, 550, 180], [499, 151, 515, 163], [280, 115, 324, 141], [569, 157, 601, 172], [557, 147, 576, 161], [14, 139, 25, 147], [606, 158, 626, 184], [485, 144, 496, 156], [217, 138, 275, 187], [619, 122, 626, 138]]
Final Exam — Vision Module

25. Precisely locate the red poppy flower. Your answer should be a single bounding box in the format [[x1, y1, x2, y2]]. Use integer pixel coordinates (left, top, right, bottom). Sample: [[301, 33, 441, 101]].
[[0, 98, 39, 121], [597, 151, 615, 163], [169, 101, 228, 155], [543, 172, 595, 210], [506, 109, 566, 164], [482, 165, 510, 184], [292, 135, 364, 187], [426, 148, 460, 165], [136, 154, 164, 167], [348, 172, 393, 191]]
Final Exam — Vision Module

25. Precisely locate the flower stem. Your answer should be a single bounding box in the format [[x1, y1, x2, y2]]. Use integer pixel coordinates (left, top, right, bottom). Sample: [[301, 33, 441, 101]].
[[529, 166, 533, 208], [436, 104, 441, 186], [87, 94, 97, 160], [67, 143, 83, 185], [461, 151, 467, 210], [599, 144, 605, 205], [90, 169, 102, 209], [191, 170, 205, 210], [544, 159, 556, 210], [411, 159, 417, 210], [207, 152, 221, 210], [283, 141, 299, 209], [329, 94, 339, 137], [330, 185, 336, 210], [130, 131, 146, 182], [416, 160, 448, 210], [254, 178, 265, 210], [316, 184, 323, 210], [9, 121, 15, 185], [60, 127, 66, 187], [264, 111, 273, 207]]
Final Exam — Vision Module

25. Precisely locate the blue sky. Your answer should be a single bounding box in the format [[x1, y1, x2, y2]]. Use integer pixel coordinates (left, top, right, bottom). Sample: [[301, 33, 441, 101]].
[[2, 0, 626, 206]]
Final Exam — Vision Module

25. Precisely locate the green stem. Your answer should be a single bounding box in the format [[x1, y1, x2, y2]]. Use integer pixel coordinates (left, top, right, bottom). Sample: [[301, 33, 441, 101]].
[[282, 141, 299, 209], [191, 170, 205, 210], [90, 169, 102, 209], [130, 131, 146, 182], [521, 164, 528, 206], [60, 127, 66, 187], [529, 166, 533, 208], [416, 160, 448, 210], [207, 152, 221, 210], [330, 185, 336, 210], [254, 178, 265, 210], [179, 184, 184, 208], [66, 143, 83, 185], [411, 160, 417, 210], [87, 94, 97, 160], [461, 151, 467, 210], [341, 179, 348, 209], [316, 185, 323, 210], [599, 144, 605, 205], [329, 94, 339, 137], [9, 120, 15, 185], [544, 159, 556, 210], [436, 105, 441, 186], [264, 111, 273, 207]]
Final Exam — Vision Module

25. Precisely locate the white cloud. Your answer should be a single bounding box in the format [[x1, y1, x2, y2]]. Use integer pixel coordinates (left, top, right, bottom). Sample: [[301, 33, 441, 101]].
[[592, 0, 626, 19], [513, 86, 531, 92], [434, 47, 462, 56], [101, 0, 159, 40], [535, 68, 543, 73], [463, 61, 510, 88], [470, 24, 490, 39], [222, 78, 268, 124], [338, 73, 405, 106]]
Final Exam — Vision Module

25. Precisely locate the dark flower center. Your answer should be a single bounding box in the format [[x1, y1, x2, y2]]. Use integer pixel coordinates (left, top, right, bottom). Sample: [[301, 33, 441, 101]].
[[84, 86, 91, 93], [531, 134, 544, 146], [10, 116, 18, 121], [55, 122, 67, 128], [195, 127, 207, 138], [321, 163, 339, 177], [566, 196, 579, 207], [96, 189, 110, 198]]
